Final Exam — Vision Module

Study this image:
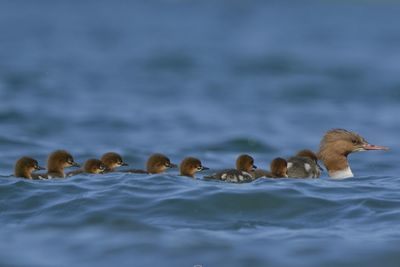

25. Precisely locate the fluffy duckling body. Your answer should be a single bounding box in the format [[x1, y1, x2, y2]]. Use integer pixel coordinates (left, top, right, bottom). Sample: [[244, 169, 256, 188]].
[[287, 149, 322, 178], [125, 153, 177, 174], [318, 129, 388, 179], [101, 152, 128, 172], [14, 157, 45, 179], [180, 157, 209, 178], [33, 150, 79, 179], [205, 154, 257, 183], [252, 158, 288, 178], [67, 159, 106, 176]]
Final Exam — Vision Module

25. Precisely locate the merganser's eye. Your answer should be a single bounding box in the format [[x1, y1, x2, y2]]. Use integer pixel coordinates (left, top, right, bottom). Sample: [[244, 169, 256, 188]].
[[352, 139, 358, 145]]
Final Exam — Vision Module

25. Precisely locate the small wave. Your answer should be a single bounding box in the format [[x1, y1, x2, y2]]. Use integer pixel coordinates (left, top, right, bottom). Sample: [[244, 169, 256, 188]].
[[144, 52, 196, 73], [231, 55, 306, 76]]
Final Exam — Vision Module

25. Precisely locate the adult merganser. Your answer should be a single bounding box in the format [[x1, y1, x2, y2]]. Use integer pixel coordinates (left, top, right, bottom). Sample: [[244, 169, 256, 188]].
[[318, 129, 388, 179]]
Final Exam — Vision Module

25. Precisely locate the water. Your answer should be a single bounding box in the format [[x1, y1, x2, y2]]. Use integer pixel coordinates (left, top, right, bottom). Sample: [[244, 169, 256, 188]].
[[0, 1, 400, 266]]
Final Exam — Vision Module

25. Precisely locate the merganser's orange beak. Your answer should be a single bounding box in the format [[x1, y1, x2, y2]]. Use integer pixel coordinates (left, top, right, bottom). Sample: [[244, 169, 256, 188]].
[[362, 143, 389, 151]]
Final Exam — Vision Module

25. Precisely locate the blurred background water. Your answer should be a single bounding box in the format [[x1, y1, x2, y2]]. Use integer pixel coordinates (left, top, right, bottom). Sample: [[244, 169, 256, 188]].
[[0, 0, 399, 266]]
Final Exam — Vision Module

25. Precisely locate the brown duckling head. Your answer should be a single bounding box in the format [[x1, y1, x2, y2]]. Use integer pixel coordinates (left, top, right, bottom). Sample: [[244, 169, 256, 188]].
[[14, 157, 45, 179], [296, 149, 324, 172], [83, 159, 107, 174], [270, 157, 288, 178], [47, 150, 80, 172], [101, 152, 128, 171], [146, 153, 177, 174], [236, 154, 257, 173], [180, 157, 209, 178], [296, 149, 319, 163]]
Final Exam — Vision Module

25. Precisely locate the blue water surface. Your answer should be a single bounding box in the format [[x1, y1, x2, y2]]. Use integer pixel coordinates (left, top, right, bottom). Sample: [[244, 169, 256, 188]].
[[0, 1, 399, 266]]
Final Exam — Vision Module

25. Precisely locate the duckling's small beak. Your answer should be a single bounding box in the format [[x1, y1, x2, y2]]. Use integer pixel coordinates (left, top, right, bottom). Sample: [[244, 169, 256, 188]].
[[121, 162, 129, 166], [169, 163, 178, 168], [252, 165, 257, 170], [35, 166, 46, 171], [71, 162, 80, 168], [362, 143, 389, 151], [201, 166, 209, 171]]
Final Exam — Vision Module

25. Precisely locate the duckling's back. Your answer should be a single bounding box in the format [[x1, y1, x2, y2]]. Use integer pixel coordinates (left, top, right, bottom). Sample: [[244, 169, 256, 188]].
[[287, 157, 320, 178], [205, 169, 254, 183]]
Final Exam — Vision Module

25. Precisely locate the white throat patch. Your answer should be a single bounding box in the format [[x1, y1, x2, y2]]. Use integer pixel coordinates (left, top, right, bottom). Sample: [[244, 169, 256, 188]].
[[329, 167, 354, 179]]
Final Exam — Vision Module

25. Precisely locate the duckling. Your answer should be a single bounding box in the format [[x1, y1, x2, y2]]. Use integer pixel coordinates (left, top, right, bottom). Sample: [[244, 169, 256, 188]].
[[100, 152, 128, 172], [67, 159, 107, 176], [33, 150, 80, 179], [14, 157, 45, 179], [204, 154, 257, 183], [124, 153, 177, 174], [287, 149, 322, 178], [318, 129, 389, 179], [252, 157, 288, 178], [180, 157, 209, 178]]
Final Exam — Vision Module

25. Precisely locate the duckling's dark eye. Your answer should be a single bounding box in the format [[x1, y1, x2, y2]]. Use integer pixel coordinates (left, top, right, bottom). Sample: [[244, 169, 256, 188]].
[[352, 139, 358, 145]]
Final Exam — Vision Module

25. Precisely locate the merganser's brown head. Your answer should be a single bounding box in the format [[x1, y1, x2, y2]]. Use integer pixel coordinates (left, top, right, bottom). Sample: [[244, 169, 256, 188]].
[[101, 152, 128, 171], [146, 153, 177, 174], [47, 150, 80, 173], [318, 129, 388, 177], [270, 157, 288, 178], [236, 154, 257, 173], [14, 157, 45, 179], [179, 157, 209, 178], [83, 159, 106, 174]]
